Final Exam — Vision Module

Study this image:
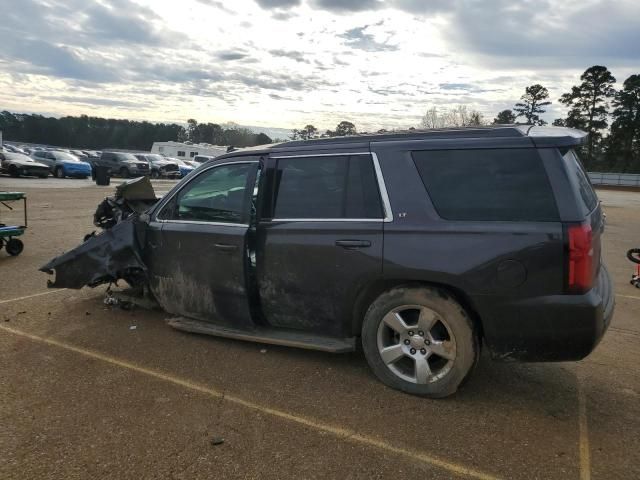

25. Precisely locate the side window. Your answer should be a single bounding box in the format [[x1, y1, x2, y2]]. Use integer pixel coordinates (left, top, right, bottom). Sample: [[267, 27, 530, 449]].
[[190, 152, 197, 158], [177, 151, 186, 157], [413, 149, 559, 222], [158, 146, 164, 153], [159, 163, 255, 224], [272, 155, 383, 219]]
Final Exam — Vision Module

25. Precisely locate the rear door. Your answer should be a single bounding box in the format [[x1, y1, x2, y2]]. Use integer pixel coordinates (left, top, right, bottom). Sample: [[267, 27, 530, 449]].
[[255, 151, 389, 338], [147, 158, 259, 328]]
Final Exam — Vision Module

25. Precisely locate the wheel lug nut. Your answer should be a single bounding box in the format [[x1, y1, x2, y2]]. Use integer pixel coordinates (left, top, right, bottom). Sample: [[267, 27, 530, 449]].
[[404, 339, 410, 345], [410, 348, 416, 355], [408, 331, 414, 336], [418, 331, 424, 336], [424, 339, 431, 345], [420, 348, 426, 354]]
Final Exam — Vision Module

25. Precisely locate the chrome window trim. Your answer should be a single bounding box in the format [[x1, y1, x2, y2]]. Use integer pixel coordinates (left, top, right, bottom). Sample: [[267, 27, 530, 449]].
[[269, 151, 393, 223], [156, 219, 249, 227], [269, 218, 384, 223], [153, 160, 259, 225]]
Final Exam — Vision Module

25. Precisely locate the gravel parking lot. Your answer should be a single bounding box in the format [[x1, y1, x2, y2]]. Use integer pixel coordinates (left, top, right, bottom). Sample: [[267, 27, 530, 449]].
[[1, 179, 639, 480]]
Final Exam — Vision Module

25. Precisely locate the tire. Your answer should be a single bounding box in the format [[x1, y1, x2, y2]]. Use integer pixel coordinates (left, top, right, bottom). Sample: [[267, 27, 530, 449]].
[[38, 173, 48, 178], [119, 167, 130, 178], [9, 165, 19, 177], [361, 286, 479, 398], [151, 170, 160, 179], [55, 167, 65, 178], [6, 238, 24, 256]]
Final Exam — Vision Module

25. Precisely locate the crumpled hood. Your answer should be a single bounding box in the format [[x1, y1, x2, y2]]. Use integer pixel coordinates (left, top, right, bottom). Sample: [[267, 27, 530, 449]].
[[40, 218, 147, 289]]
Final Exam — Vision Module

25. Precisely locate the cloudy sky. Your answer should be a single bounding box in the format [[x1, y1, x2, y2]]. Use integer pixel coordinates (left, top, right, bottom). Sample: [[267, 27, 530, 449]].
[[1, 0, 638, 132]]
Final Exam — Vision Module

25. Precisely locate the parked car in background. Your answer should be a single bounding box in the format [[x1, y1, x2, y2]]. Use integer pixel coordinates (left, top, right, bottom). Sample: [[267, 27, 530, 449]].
[[134, 154, 180, 179], [95, 151, 150, 178], [169, 157, 195, 177], [31, 150, 91, 178], [82, 150, 101, 160], [3, 144, 25, 154], [0, 151, 50, 178], [70, 150, 89, 160]]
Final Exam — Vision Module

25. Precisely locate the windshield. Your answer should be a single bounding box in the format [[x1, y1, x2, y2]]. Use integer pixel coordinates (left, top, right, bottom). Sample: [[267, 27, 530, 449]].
[[115, 153, 139, 162], [146, 154, 166, 163], [4, 152, 34, 162], [53, 152, 80, 161]]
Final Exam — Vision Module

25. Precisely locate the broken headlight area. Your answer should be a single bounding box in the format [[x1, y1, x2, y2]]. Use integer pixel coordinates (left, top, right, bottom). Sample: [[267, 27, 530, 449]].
[[94, 176, 158, 230]]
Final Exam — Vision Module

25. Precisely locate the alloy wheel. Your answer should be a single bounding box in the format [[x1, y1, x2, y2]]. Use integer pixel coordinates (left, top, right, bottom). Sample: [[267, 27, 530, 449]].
[[376, 305, 457, 384]]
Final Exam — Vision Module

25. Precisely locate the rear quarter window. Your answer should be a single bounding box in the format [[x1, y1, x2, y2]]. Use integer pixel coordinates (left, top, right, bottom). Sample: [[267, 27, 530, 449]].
[[413, 148, 559, 222], [561, 149, 598, 215]]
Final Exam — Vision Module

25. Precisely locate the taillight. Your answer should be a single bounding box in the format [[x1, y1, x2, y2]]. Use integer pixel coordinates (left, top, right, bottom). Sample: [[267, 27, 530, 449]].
[[567, 223, 593, 294]]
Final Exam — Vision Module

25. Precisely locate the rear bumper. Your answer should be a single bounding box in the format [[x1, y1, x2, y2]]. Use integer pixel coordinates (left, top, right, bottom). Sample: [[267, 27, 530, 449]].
[[476, 265, 614, 362]]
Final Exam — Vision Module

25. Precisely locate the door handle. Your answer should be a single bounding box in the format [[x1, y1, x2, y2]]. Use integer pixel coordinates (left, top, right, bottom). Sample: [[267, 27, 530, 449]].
[[335, 239, 371, 249], [214, 243, 238, 252]]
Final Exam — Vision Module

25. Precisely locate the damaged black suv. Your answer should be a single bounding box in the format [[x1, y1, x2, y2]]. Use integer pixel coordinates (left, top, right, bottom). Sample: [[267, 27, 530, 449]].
[[42, 126, 614, 397]]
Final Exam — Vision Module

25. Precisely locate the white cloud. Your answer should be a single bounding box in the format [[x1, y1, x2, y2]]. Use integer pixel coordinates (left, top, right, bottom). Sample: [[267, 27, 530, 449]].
[[0, 0, 638, 130]]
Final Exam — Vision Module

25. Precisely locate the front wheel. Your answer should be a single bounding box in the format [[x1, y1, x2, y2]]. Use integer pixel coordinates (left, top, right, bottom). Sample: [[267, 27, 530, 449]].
[[55, 167, 65, 178], [6, 238, 24, 256], [119, 167, 130, 178], [361, 286, 479, 398]]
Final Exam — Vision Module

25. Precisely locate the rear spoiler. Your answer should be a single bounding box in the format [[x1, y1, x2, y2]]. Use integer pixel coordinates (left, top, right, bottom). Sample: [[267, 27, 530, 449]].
[[522, 126, 588, 148]]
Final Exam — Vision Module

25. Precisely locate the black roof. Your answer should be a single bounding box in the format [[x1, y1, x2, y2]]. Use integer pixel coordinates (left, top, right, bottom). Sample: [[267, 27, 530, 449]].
[[220, 125, 587, 159]]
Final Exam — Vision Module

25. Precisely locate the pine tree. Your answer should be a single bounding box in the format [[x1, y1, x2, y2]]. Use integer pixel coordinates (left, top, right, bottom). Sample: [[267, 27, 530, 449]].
[[608, 75, 640, 172], [559, 66, 616, 165], [513, 84, 551, 125]]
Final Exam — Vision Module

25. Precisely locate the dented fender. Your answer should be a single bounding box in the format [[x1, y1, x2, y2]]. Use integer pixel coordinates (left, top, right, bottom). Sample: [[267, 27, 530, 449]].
[[40, 218, 148, 289]]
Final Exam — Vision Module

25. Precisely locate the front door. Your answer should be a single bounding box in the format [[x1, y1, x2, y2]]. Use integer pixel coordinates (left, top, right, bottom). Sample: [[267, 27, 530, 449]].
[[147, 159, 259, 328], [256, 152, 388, 338]]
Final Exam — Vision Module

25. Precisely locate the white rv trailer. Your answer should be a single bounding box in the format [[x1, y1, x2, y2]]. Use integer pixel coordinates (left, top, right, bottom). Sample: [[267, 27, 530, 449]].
[[151, 141, 227, 159]]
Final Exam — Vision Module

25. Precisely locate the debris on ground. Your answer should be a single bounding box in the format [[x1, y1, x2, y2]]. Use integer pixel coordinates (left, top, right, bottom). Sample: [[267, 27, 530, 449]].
[[210, 437, 225, 446]]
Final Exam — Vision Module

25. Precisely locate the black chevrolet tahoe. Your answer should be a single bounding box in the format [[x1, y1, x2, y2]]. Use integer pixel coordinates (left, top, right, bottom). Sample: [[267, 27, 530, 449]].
[[43, 126, 614, 397], [95, 151, 150, 178]]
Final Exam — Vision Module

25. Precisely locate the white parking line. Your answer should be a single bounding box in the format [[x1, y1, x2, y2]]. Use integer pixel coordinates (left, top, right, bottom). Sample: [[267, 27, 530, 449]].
[[0, 325, 501, 480], [577, 373, 591, 480], [0, 288, 67, 305], [616, 293, 640, 301]]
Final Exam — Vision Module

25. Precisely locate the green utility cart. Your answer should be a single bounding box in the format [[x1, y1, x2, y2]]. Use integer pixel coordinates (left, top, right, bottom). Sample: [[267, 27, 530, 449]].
[[0, 191, 27, 256]]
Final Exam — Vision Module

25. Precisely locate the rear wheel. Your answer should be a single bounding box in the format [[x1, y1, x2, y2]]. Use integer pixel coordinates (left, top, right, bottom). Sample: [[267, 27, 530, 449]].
[[55, 167, 65, 178], [151, 169, 160, 179], [6, 238, 24, 256], [119, 167, 130, 178], [9, 165, 19, 177], [362, 286, 479, 398]]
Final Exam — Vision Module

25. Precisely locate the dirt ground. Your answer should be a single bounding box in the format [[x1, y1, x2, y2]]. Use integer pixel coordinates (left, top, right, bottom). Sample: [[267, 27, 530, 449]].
[[1, 177, 639, 480]]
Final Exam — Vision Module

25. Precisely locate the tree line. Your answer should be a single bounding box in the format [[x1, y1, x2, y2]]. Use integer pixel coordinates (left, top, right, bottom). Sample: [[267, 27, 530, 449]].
[[0, 113, 273, 151]]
